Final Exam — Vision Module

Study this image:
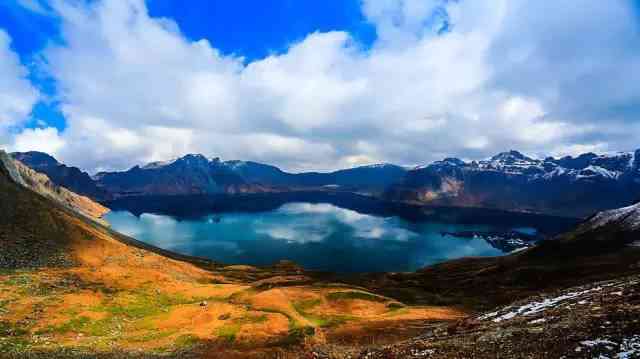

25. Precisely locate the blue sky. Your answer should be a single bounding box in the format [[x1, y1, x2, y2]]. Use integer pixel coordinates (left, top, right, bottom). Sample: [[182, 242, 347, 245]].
[[1, 0, 377, 134], [148, 0, 377, 61], [0, 1, 639, 172]]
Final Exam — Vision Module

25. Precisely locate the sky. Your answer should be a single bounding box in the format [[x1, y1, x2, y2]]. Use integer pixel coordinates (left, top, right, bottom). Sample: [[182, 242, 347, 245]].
[[0, 0, 639, 173]]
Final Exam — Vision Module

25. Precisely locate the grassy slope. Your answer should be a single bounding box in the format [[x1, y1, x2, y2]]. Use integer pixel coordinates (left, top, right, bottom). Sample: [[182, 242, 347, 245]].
[[0, 156, 463, 358]]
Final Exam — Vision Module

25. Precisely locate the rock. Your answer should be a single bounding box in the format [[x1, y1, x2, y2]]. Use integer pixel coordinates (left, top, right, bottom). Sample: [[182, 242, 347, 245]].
[[218, 313, 231, 320]]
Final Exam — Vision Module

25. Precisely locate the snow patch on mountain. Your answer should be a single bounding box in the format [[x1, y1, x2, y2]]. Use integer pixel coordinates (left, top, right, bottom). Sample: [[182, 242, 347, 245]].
[[587, 202, 640, 231], [141, 158, 179, 169], [577, 165, 622, 180], [414, 150, 638, 183]]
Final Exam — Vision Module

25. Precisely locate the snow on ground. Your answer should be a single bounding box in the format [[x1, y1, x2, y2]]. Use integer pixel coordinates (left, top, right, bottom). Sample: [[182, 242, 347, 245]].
[[479, 285, 611, 322], [574, 335, 640, 359]]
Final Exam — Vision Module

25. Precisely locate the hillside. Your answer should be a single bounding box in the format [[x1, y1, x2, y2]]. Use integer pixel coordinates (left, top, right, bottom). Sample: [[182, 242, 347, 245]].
[[354, 274, 640, 358], [1, 151, 109, 224], [386, 150, 640, 217], [3, 149, 640, 358], [303, 202, 640, 358], [353, 200, 640, 311], [0, 151, 463, 358], [11, 151, 109, 201]]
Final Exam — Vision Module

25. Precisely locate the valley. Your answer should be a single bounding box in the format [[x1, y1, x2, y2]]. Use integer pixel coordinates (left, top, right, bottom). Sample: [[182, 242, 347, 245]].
[[103, 199, 576, 273], [2, 150, 640, 358]]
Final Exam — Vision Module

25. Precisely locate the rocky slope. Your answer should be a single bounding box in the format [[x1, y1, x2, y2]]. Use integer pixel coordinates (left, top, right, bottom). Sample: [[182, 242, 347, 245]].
[[353, 274, 640, 359], [351, 200, 640, 311], [386, 150, 640, 217], [94, 154, 262, 197], [11, 151, 109, 201], [305, 202, 640, 358], [1, 151, 109, 224]]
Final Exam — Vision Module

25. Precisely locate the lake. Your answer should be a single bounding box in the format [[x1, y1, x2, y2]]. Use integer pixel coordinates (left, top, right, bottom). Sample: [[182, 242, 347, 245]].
[[104, 194, 579, 273]]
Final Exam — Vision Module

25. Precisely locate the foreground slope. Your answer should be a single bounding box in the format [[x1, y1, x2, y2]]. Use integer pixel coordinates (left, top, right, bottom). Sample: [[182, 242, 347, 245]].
[[320, 203, 640, 358], [1, 151, 109, 224], [356, 274, 640, 358], [354, 200, 640, 312], [11, 151, 109, 201], [0, 152, 462, 358]]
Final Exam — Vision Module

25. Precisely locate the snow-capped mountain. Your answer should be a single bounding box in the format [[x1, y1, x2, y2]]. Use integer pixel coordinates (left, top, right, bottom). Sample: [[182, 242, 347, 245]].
[[387, 149, 640, 217], [12, 149, 640, 217]]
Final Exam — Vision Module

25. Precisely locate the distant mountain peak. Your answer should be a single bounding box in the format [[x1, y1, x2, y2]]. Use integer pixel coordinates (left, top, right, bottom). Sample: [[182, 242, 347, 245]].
[[356, 163, 400, 169], [178, 153, 208, 161], [490, 150, 534, 163], [141, 153, 214, 170], [12, 151, 60, 167], [440, 157, 466, 166]]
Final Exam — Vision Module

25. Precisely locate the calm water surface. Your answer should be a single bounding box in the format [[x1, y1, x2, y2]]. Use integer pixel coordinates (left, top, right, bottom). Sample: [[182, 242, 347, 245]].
[[103, 202, 530, 272]]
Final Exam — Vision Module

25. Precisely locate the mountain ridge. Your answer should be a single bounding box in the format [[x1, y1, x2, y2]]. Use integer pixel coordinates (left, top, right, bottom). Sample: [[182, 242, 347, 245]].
[[3, 148, 640, 357], [12, 148, 640, 217]]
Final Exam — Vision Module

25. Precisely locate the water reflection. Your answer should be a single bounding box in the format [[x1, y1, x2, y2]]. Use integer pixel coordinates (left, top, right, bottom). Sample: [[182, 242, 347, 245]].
[[105, 202, 506, 272]]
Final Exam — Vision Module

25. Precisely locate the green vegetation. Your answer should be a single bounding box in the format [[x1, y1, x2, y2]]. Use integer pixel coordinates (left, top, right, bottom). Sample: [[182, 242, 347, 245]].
[[216, 323, 241, 342], [215, 313, 269, 343], [37, 315, 120, 337], [255, 307, 297, 329], [175, 334, 200, 348], [234, 313, 268, 325], [0, 299, 12, 314], [326, 291, 388, 303], [2, 274, 32, 288], [277, 326, 316, 346], [129, 329, 177, 343], [0, 321, 31, 354], [293, 298, 353, 328], [292, 298, 321, 313], [90, 289, 224, 319], [386, 302, 406, 310]]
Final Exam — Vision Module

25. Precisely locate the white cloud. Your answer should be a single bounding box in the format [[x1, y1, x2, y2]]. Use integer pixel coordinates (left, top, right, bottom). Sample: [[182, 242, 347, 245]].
[[0, 30, 40, 137], [11, 127, 65, 155], [6, 0, 639, 171]]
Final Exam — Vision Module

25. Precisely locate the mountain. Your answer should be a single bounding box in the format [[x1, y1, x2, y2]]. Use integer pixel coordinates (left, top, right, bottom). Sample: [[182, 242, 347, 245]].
[[13, 149, 640, 217], [1, 150, 109, 223], [11, 151, 109, 200], [3, 147, 640, 358], [0, 149, 459, 357], [345, 202, 640, 358], [386, 149, 640, 217], [93, 154, 265, 197], [94, 154, 407, 197]]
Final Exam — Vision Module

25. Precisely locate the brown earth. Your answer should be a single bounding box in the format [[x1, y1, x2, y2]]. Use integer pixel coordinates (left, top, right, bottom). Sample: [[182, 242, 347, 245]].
[[2, 150, 640, 358], [0, 151, 466, 358]]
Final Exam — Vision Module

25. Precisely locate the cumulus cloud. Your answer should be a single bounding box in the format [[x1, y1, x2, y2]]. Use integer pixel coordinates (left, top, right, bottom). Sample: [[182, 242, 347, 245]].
[[0, 29, 40, 147], [8, 0, 640, 171], [11, 127, 65, 155]]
